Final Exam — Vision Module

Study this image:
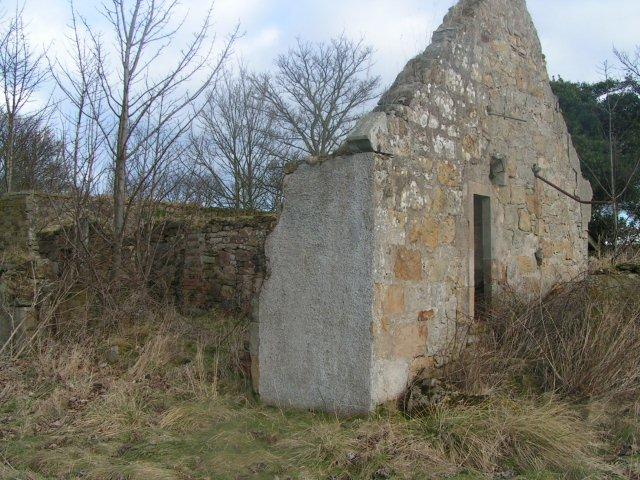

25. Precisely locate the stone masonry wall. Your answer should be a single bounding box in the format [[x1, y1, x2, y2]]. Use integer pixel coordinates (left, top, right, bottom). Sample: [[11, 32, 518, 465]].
[[364, 0, 592, 404], [0, 192, 51, 253], [0, 193, 276, 343], [150, 215, 276, 313], [0, 193, 62, 343]]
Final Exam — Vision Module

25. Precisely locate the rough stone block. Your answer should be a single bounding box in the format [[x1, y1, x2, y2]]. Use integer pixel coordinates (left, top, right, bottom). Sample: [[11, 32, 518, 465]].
[[394, 248, 423, 281], [408, 219, 438, 250], [382, 285, 405, 316], [338, 112, 389, 154], [436, 162, 461, 187], [518, 209, 532, 232]]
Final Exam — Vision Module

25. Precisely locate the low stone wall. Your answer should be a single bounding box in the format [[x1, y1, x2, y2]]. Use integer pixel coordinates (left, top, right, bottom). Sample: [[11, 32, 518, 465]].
[[150, 215, 277, 313], [0, 193, 38, 253], [0, 193, 277, 331], [0, 193, 62, 344]]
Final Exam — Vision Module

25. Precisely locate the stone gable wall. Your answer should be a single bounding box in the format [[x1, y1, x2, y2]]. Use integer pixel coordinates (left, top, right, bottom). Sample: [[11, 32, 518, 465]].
[[365, 0, 591, 404], [257, 0, 592, 414]]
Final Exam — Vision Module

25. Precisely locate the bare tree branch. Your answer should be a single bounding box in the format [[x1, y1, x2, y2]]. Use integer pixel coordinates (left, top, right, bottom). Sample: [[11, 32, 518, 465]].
[[0, 3, 49, 192], [255, 35, 380, 157], [63, 0, 237, 277], [189, 67, 293, 211]]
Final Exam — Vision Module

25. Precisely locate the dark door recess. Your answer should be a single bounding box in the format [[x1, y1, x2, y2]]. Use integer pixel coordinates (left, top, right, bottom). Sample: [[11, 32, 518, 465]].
[[473, 195, 492, 317]]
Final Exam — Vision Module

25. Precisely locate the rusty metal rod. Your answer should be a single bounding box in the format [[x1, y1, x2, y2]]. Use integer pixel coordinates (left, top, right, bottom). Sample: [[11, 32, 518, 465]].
[[532, 165, 612, 205]]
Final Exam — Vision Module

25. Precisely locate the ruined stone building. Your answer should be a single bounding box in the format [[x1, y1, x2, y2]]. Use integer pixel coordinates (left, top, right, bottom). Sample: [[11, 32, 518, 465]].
[[255, 0, 593, 414]]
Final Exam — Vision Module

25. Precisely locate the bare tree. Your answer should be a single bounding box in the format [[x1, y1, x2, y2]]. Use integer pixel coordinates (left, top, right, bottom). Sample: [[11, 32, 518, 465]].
[[45, 11, 109, 303], [598, 61, 624, 250], [190, 68, 292, 211], [255, 36, 380, 157], [53, 8, 105, 199], [0, 113, 67, 192], [614, 46, 640, 251], [121, 116, 182, 284], [71, 0, 237, 276], [616, 46, 640, 81], [0, 4, 48, 193]]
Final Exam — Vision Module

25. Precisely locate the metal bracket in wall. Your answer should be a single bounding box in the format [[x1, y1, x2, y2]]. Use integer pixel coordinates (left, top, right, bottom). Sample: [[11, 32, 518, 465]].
[[487, 105, 527, 123], [532, 165, 611, 205]]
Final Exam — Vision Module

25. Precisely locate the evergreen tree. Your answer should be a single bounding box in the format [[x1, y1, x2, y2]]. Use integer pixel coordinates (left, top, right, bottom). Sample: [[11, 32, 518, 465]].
[[551, 77, 640, 246]]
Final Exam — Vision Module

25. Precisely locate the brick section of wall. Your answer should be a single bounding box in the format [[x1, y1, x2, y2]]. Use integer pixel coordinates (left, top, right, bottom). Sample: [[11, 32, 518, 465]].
[[149, 215, 277, 313]]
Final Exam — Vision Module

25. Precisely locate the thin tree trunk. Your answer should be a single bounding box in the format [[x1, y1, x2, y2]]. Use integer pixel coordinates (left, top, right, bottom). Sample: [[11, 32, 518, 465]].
[[5, 113, 15, 193], [609, 110, 618, 252], [112, 97, 129, 279]]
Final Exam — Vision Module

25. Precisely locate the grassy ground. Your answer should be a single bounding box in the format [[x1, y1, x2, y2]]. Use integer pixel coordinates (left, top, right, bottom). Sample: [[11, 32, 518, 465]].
[[1, 278, 640, 479]]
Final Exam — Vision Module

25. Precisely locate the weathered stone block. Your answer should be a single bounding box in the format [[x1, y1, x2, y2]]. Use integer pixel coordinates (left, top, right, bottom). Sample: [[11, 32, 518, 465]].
[[436, 162, 461, 187], [440, 217, 457, 245], [418, 310, 435, 322], [375, 321, 428, 360], [518, 209, 532, 232], [382, 285, 405, 316], [517, 255, 537, 275], [339, 112, 390, 154], [394, 248, 423, 281], [408, 219, 438, 250]]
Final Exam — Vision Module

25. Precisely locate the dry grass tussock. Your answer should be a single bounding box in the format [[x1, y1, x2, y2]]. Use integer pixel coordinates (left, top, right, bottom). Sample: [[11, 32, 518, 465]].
[[1, 276, 640, 478], [422, 396, 605, 475], [444, 273, 640, 401]]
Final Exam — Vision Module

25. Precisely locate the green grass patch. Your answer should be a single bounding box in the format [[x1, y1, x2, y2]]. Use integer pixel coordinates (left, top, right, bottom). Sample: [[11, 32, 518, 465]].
[[0, 304, 638, 479]]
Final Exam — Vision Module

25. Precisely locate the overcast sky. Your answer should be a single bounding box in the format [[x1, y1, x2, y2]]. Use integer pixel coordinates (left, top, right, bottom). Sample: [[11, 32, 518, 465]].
[[17, 0, 640, 96]]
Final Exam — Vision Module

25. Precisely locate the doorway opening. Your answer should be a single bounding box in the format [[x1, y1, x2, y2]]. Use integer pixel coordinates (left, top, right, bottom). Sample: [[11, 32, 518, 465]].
[[473, 194, 492, 317]]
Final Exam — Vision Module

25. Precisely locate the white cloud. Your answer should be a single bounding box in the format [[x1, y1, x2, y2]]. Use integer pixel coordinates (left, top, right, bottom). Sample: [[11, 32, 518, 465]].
[[9, 0, 640, 110], [528, 0, 640, 81], [235, 27, 282, 70], [329, 0, 446, 85], [18, 0, 69, 59], [277, 0, 454, 86], [214, 0, 267, 25]]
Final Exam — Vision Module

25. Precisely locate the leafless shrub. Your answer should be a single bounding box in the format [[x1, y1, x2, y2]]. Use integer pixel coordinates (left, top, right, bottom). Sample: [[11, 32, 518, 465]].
[[0, 114, 68, 193], [54, 0, 238, 278], [0, 254, 76, 359], [0, 3, 50, 193], [616, 45, 640, 82]]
